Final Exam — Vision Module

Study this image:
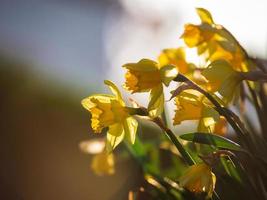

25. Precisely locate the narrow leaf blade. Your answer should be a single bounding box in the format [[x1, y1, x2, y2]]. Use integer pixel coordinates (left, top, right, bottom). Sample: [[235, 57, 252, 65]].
[[180, 132, 242, 151]]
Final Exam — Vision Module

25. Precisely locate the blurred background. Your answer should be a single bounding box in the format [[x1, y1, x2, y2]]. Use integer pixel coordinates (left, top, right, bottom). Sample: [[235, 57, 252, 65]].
[[1, 0, 267, 199]]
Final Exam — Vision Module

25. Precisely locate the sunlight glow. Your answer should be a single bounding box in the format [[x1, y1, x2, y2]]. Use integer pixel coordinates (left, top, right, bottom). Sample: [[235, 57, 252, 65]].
[[79, 139, 105, 154]]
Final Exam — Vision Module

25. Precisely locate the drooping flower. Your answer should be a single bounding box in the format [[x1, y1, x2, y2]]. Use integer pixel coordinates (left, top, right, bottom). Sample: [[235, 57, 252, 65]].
[[81, 80, 138, 151], [173, 90, 222, 133], [208, 42, 247, 72], [202, 60, 243, 104], [91, 151, 115, 176], [123, 59, 178, 117], [182, 23, 215, 48], [182, 8, 250, 72], [179, 163, 216, 198], [158, 47, 189, 74]]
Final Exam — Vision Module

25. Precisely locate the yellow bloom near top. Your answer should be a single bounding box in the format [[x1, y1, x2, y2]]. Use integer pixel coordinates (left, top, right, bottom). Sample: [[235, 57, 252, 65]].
[[179, 163, 216, 198], [182, 8, 250, 73], [182, 23, 215, 48], [123, 59, 178, 117], [82, 80, 138, 151]]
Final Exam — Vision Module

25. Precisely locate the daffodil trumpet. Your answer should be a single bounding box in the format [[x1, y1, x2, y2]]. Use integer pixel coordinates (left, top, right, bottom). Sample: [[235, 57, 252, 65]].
[[123, 58, 178, 117]]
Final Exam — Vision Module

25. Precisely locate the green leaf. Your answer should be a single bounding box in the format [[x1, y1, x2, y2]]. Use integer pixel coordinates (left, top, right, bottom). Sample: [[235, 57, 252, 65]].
[[179, 132, 242, 151], [221, 157, 242, 183]]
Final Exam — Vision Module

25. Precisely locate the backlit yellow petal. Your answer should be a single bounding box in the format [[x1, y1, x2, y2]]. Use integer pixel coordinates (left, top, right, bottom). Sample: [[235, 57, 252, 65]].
[[148, 85, 164, 117], [123, 59, 159, 72], [123, 117, 138, 144], [81, 94, 113, 111], [173, 92, 203, 125], [182, 24, 203, 48], [196, 8, 214, 25], [158, 48, 189, 74], [104, 80, 124, 105], [179, 163, 216, 198], [123, 59, 162, 93], [106, 130, 125, 152], [159, 64, 178, 86], [108, 123, 124, 137]]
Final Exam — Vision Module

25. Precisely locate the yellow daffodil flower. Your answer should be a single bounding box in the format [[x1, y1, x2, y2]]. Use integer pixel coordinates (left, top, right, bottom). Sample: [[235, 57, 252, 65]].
[[206, 40, 248, 72], [158, 47, 208, 85], [202, 60, 243, 104], [158, 47, 189, 74], [182, 23, 215, 48], [173, 90, 221, 133], [81, 80, 138, 151], [91, 151, 115, 176], [179, 163, 216, 198], [181, 8, 216, 49], [182, 8, 250, 73], [123, 59, 178, 117]]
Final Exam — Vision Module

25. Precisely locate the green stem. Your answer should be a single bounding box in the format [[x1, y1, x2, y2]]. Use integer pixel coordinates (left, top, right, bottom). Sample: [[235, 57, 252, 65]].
[[246, 81, 266, 136], [153, 117, 195, 165], [127, 107, 195, 165]]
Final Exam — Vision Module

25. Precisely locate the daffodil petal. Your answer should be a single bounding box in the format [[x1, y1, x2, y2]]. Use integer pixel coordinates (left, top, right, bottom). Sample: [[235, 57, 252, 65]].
[[179, 163, 216, 197], [108, 123, 124, 137], [159, 64, 178, 86], [81, 94, 114, 111], [148, 85, 164, 117], [197, 107, 220, 132], [173, 91, 203, 125], [104, 80, 124, 105], [219, 73, 242, 103], [123, 59, 159, 72], [106, 124, 125, 152], [196, 8, 214, 24], [123, 117, 138, 144]]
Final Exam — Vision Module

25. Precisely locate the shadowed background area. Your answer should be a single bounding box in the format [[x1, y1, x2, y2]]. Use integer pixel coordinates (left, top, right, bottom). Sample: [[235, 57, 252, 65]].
[[1, 0, 267, 199]]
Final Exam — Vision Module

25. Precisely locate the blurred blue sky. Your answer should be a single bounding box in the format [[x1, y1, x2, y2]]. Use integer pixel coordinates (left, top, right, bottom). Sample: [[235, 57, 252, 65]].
[[1, 0, 267, 92], [0, 0, 111, 90]]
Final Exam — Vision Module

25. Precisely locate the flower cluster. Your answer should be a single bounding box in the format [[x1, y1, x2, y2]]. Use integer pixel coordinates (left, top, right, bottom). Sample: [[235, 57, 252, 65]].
[[80, 8, 267, 199]]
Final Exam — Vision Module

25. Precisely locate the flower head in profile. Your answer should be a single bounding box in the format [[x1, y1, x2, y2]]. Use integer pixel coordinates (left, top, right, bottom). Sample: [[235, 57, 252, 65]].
[[158, 47, 190, 74], [182, 23, 215, 48], [179, 163, 216, 198], [173, 90, 224, 134], [123, 59, 178, 117], [81, 80, 138, 151], [182, 8, 249, 72], [202, 60, 243, 104]]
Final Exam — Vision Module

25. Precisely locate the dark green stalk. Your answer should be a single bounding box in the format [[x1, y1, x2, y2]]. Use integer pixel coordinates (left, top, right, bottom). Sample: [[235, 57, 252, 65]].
[[127, 106, 195, 165], [153, 117, 195, 166]]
